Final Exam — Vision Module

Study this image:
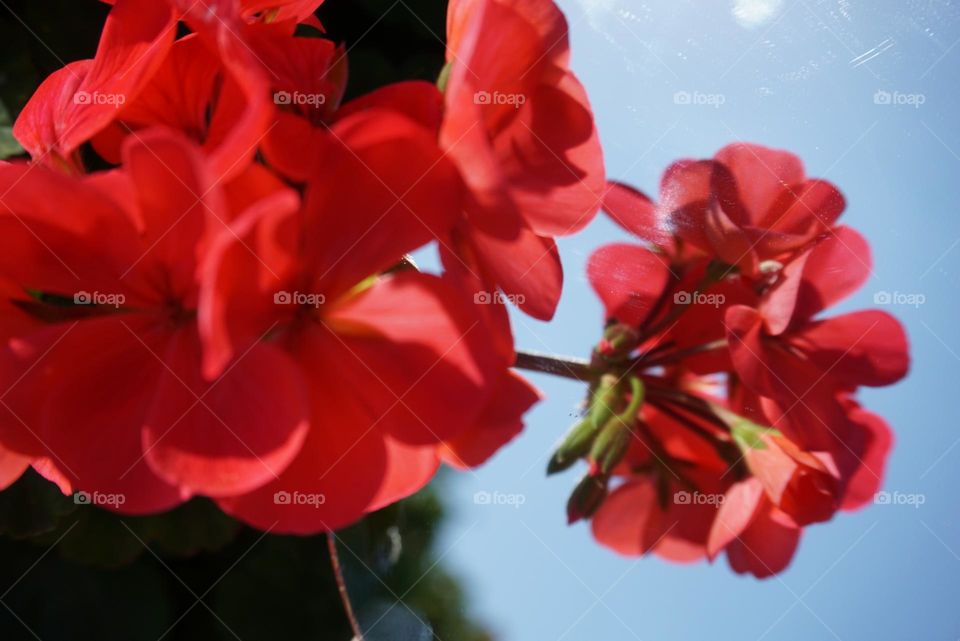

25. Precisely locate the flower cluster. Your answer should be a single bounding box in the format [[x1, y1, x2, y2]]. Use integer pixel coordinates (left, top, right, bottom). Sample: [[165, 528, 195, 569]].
[[0, 0, 603, 533], [551, 143, 909, 577]]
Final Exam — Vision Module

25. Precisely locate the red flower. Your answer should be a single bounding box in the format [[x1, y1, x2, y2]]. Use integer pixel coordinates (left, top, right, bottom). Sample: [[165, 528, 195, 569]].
[[0, 130, 316, 512], [561, 143, 908, 578], [440, 0, 605, 320], [200, 109, 519, 532]]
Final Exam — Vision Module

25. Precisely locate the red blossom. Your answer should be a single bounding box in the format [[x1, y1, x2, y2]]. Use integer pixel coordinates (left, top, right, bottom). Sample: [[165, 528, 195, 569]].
[[439, 0, 606, 321], [558, 143, 909, 578]]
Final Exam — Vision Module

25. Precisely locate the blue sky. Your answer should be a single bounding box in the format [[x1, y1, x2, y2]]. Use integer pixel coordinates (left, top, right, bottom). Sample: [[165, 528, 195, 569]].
[[424, 1, 960, 639]]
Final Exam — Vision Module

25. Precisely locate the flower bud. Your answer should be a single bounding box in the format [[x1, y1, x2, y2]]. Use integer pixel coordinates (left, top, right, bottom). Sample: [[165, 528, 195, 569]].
[[566, 473, 608, 524], [547, 418, 596, 474], [587, 373, 622, 432], [588, 377, 644, 476], [548, 374, 628, 475], [593, 323, 639, 362]]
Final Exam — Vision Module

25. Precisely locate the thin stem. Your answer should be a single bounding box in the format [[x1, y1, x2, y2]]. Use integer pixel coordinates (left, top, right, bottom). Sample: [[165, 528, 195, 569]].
[[327, 532, 364, 641], [514, 349, 594, 382], [640, 339, 727, 368], [642, 381, 731, 431]]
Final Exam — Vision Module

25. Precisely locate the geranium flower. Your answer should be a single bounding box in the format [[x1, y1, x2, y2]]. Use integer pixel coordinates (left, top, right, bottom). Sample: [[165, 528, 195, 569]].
[[200, 109, 517, 532], [439, 0, 605, 320], [557, 143, 908, 578], [0, 130, 313, 512]]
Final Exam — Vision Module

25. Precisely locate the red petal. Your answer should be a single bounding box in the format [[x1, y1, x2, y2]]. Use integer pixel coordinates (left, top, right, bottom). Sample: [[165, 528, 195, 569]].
[[591, 478, 658, 556], [91, 35, 221, 163], [587, 243, 670, 326], [602, 181, 671, 245], [725, 502, 801, 578], [763, 226, 872, 331], [305, 111, 462, 299], [220, 324, 441, 533], [840, 401, 893, 510], [445, 0, 565, 138], [177, 2, 273, 181], [122, 130, 229, 302], [440, 370, 540, 469], [337, 81, 445, 132], [0, 161, 144, 303], [707, 478, 764, 558], [793, 226, 872, 320], [13, 0, 175, 162], [712, 143, 805, 227], [0, 445, 30, 491], [792, 310, 909, 387], [198, 185, 300, 376], [498, 72, 605, 237], [247, 26, 345, 121], [143, 327, 309, 496], [660, 159, 715, 252], [466, 222, 563, 321], [16, 317, 186, 513], [324, 273, 496, 444], [217, 407, 389, 534], [759, 179, 845, 240], [366, 435, 440, 513], [240, 0, 325, 22], [725, 305, 823, 403]]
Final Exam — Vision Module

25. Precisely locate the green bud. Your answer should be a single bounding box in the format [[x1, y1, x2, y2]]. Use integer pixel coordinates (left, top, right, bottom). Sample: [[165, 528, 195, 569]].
[[588, 377, 645, 475], [566, 473, 609, 524], [547, 418, 596, 475], [587, 373, 622, 432]]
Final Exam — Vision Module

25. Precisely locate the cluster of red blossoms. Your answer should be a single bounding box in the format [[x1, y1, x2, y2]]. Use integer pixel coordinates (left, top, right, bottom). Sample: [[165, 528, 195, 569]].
[[548, 143, 909, 577], [0, 0, 604, 533], [0, 0, 909, 581]]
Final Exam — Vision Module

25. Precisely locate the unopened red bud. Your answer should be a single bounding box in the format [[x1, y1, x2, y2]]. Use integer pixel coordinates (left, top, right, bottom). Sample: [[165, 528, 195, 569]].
[[594, 323, 639, 361]]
